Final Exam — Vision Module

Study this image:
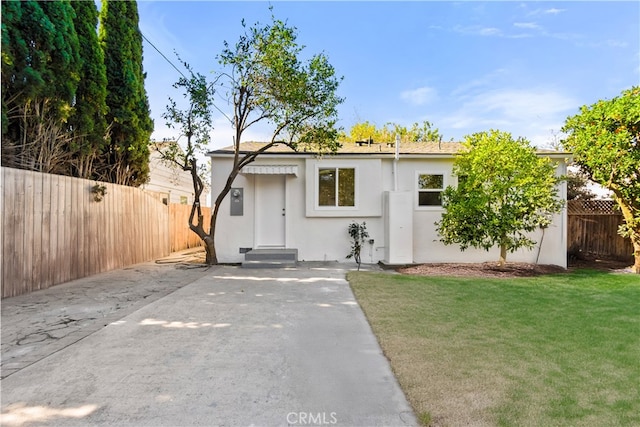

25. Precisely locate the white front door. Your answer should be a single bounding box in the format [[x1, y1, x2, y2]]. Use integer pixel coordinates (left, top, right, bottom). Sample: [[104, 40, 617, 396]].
[[255, 175, 286, 248]]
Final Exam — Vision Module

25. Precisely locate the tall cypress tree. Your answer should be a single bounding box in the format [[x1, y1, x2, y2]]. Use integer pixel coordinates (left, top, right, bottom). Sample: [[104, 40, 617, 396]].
[[69, 0, 108, 179], [2, 1, 58, 142], [38, 1, 80, 113], [1, 0, 80, 173], [99, 0, 153, 186], [2, 0, 26, 140], [1, 1, 53, 108]]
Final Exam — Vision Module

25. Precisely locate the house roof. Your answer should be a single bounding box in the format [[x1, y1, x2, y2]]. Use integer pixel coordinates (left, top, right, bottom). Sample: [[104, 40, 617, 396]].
[[210, 141, 462, 156], [209, 141, 570, 157]]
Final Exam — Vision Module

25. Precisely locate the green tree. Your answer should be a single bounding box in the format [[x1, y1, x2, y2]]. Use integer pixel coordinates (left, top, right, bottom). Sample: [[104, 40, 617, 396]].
[[345, 120, 443, 143], [346, 221, 369, 271], [562, 86, 640, 273], [347, 121, 377, 142], [407, 120, 443, 142], [2, 0, 44, 142], [436, 130, 564, 266], [158, 62, 216, 262], [207, 12, 343, 263], [38, 1, 80, 113], [566, 169, 597, 201], [1, 0, 80, 173], [69, 0, 108, 179], [381, 122, 405, 142], [99, 0, 153, 186]]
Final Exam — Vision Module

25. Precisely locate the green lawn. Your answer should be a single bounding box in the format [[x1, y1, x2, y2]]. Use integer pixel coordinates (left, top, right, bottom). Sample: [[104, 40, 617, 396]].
[[348, 270, 640, 427]]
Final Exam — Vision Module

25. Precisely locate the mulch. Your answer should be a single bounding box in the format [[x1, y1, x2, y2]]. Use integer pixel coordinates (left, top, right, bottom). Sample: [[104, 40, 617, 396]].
[[397, 256, 635, 279]]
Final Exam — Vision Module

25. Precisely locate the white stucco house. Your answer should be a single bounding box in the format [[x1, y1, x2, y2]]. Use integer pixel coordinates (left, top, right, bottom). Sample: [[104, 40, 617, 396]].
[[143, 141, 209, 206], [208, 141, 569, 267]]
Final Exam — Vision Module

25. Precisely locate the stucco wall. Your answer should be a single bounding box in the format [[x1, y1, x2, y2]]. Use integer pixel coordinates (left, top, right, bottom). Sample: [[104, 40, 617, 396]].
[[211, 157, 386, 263], [211, 163, 256, 258], [210, 154, 568, 267]]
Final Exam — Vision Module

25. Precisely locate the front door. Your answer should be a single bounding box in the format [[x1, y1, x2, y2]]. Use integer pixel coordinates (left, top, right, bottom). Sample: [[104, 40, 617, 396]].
[[255, 175, 286, 248]]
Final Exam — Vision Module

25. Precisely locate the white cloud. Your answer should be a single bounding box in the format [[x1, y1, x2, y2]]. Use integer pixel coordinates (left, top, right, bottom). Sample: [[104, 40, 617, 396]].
[[453, 25, 504, 37], [442, 112, 509, 131], [544, 8, 566, 15], [453, 24, 538, 39], [440, 88, 578, 147], [513, 22, 541, 30], [582, 39, 629, 48], [400, 87, 438, 106], [527, 7, 566, 17], [450, 68, 511, 98], [470, 89, 576, 118], [479, 27, 502, 36]]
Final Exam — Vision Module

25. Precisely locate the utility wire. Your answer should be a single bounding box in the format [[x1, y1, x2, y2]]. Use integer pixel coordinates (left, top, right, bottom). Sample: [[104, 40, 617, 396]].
[[141, 31, 187, 79]]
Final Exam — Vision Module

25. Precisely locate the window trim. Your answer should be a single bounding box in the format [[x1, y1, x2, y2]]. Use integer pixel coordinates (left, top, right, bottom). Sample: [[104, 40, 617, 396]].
[[315, 165, 358, 210], [415, 170, 446, 210]]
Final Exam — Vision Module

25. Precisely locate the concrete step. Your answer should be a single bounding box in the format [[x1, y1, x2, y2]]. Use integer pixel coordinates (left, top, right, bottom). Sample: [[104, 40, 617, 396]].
[[242, 249, 298, 268], [241, 259, 298, 269]]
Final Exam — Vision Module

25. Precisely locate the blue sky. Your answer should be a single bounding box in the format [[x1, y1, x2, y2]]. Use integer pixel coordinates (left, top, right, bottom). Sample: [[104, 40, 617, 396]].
[[133, 1, 639, 149]]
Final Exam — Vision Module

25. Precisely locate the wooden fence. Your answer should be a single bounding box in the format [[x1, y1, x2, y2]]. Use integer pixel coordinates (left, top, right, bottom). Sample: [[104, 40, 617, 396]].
[[169, 203, 211, 252], [567, 200, 633, 260], [1, 167, 212, 298]]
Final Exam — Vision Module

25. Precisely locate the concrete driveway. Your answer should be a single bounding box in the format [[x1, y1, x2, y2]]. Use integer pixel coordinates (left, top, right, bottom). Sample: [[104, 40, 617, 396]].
[[1, 261, 416, 427]]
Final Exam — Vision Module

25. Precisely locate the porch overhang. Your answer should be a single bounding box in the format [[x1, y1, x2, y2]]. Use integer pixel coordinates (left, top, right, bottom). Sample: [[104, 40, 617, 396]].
[[241, 165, 299, 176]]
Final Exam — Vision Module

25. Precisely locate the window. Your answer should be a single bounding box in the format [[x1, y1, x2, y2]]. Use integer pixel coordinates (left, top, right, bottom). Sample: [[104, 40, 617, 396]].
[[417, 173, 444, 206], [180, 196, 188, 205], [318, 167, 355, 207]]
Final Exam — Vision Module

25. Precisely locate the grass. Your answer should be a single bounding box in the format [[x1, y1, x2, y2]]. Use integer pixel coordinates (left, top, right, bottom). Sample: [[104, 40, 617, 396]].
[[348, 269, 640, 427]]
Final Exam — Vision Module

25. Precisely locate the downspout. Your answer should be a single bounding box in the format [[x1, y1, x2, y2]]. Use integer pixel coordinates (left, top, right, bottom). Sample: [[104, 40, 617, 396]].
[[393, 134, 400, 191]]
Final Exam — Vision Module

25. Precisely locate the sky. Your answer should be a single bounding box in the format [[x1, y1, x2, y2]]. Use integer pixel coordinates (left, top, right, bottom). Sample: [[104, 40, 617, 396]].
[[132, 1, 640, 150]]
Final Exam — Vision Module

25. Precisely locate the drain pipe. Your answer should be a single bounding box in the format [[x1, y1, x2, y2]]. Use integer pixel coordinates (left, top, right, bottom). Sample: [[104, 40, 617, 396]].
[[393, 134, 400, 191]]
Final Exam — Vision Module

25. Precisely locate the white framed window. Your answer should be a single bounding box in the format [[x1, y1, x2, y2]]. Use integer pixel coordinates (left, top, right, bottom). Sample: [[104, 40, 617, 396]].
[[416, 172, 444, 208], [317, 166, 356, 208]]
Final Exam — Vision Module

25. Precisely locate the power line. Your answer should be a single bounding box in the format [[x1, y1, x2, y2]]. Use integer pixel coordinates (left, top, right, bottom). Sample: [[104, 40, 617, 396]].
[[140, 31, 187, 79]]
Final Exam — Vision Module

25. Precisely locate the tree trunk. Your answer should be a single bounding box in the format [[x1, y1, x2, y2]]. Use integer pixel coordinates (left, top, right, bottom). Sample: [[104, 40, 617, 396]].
[[632, 240, 640, 274], [206, 210, 219, 265], [202, 234, 216, 265], [182, 158, 219, 265], [614, 195, 640, 274], [498, 242, 507, 268], [208, 185, 233, 265]]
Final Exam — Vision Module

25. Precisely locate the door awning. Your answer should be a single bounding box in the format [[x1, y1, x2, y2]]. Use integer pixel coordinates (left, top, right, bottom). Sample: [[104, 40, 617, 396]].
[[241, 165, 298, 176]]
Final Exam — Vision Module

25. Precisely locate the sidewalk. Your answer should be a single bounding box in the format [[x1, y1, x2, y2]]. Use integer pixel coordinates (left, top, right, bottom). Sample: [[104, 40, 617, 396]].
[[1, 259, 416, 426]]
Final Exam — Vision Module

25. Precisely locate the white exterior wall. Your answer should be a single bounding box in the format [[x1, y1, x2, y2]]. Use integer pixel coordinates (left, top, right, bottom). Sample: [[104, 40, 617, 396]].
[[395, 158, 567, 267], [210, 153, 568, 267], [384, 191, 413, 264], [211, 156, 387, 264], [211, 161, 256, 261], [143, 150, 209, 206]]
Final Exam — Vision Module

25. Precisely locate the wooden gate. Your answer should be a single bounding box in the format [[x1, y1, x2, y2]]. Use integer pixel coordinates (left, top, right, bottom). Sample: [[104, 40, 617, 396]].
[[567, 200, 633, 260]]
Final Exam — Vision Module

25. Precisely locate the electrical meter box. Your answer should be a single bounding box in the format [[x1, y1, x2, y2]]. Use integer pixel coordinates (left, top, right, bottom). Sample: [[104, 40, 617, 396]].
[[230, 188, 243, 216]]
